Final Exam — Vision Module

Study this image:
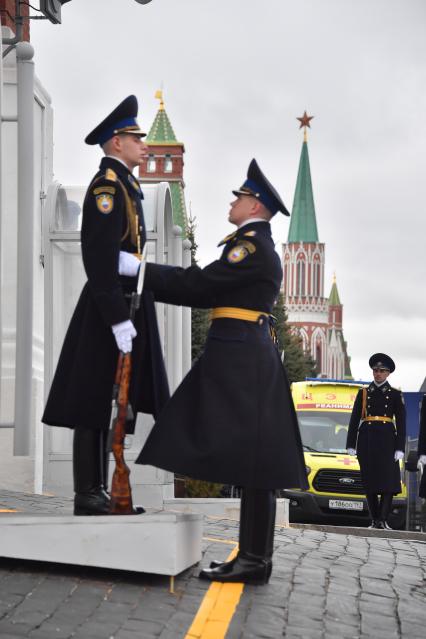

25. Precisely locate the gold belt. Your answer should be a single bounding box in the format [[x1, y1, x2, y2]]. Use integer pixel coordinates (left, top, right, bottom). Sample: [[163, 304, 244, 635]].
[[210, 307, 270, 322], [362, 416, 394, 423]]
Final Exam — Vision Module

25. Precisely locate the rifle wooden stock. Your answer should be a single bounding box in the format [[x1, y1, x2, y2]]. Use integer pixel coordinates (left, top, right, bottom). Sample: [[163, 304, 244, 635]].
[[109, 352, 135, 515]]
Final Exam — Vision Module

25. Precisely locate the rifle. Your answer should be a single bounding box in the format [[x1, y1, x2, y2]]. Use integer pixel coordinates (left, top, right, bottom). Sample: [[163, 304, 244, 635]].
[[109, 248, 147, 515]]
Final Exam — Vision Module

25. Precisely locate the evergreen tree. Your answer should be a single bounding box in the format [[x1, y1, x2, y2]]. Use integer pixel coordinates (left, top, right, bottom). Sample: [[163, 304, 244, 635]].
[[273, 293, 316, 383], [185, 212, 210, 363]]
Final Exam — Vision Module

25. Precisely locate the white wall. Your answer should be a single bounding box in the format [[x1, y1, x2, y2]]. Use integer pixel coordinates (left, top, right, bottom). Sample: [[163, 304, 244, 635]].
[[0, 30, 53, 493]]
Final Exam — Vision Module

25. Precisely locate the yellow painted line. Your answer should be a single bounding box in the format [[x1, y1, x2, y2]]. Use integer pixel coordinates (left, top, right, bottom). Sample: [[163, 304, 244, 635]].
[[184, 546, 244, 639], [0, 508, 18, 513], [202, 536, 238, 545]]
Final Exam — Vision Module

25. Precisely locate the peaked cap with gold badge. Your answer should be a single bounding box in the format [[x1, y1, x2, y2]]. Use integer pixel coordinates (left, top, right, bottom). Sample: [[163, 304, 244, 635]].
[[232, 158, 290, 216], [85, 95, 146, 146], [369, 353, 395, 373]]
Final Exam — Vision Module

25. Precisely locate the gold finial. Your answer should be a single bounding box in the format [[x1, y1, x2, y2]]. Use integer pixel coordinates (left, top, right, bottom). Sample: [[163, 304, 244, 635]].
[[297, 110, 314, 142], [155, 89, 165, 111], [333, 272, 336, 284]]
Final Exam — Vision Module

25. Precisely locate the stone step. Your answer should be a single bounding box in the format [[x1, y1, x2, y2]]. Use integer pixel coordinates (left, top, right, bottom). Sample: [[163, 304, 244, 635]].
[[0, 509, 203, 576]]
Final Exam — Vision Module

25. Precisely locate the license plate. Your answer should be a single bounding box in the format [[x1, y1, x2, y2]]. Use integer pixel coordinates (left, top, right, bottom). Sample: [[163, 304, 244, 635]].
[[329, 499, 363, 511]]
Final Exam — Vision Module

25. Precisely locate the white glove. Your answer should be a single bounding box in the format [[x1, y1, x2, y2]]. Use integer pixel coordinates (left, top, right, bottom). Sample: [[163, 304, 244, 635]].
[[347, 448, 356, 456], [118, 251, 140, 277], [111, 319, 136, 353], [419, 455, 426, 464], [394, 450, 404, 461]]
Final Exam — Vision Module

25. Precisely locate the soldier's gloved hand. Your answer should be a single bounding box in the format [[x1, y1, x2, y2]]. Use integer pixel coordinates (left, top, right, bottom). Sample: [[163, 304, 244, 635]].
[[394, 450, 404, 461], [111, 319, 137, 353], [118, 251, 140, 278], [347, 448, 356, 456], [419, 454, 426, 465]]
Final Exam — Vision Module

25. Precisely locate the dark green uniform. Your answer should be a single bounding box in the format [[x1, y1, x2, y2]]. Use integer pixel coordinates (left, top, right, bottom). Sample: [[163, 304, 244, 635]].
[[42, 156, 169, 432], [347, 381, 405, 494], [137, 220, 308, 491], [418, 395, 426, 498]]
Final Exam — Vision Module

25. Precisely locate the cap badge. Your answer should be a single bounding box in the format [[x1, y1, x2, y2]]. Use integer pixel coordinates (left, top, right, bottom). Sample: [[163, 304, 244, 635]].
[[96, 193, 114, 214]]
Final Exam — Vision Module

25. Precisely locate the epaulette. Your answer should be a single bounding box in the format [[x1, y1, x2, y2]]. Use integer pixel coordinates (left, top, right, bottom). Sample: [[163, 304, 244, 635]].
[[217, 231, 237, 247], [244, 230, 257, 237], [105, 168, 117, 182]]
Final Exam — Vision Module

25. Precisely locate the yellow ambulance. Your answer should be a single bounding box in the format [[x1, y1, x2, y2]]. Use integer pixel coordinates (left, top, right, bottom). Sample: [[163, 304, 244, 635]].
[[282, 380, 407, 529]]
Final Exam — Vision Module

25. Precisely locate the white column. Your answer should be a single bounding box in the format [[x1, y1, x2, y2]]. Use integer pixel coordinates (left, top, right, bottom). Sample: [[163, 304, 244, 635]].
[[14, 42, 34, 455]]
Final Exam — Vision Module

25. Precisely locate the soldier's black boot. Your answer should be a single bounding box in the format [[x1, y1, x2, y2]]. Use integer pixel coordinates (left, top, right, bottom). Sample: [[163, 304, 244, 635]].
[[366, 493, 380, 528], [208, 489, 248, 571], [73, 428, 111, 515], [199, 488, 276, 585], [377, 493, 393, 530]]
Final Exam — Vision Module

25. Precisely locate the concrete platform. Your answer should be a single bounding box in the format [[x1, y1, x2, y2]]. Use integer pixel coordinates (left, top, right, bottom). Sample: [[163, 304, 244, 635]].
[[0, 509, 203, 576], [291, 521, 426, 541], [164, 497, 290, 526]]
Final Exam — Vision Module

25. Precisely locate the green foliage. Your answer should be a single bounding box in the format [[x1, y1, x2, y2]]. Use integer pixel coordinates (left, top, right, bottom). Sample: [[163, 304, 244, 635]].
[[184, 479, 224, 498], [273, 293, 316, 383], [185, 211, 210, 363]]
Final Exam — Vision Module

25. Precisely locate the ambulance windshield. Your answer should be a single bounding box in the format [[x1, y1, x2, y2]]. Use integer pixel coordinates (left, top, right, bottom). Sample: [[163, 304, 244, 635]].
[[296, 411, 351, 454]]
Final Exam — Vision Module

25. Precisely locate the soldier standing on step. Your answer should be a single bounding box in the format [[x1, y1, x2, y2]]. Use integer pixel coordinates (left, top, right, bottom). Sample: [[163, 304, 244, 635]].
[[42, 96, 169, 515]]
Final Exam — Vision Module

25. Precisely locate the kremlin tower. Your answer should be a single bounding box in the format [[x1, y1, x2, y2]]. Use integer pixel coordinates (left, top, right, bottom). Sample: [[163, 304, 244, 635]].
[[282, 113, 352, 379]]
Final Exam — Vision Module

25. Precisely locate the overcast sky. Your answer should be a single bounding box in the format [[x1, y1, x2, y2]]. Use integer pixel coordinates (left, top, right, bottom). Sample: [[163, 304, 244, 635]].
[[30, 0, 426, 391]]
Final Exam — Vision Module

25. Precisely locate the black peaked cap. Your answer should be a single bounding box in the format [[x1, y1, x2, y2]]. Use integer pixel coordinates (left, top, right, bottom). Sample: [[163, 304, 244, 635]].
[[232, 158, 290, 216], [85, 95, 146, 146]]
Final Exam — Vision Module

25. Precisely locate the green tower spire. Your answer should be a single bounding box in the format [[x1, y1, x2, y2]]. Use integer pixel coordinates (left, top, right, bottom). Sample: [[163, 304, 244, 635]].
[[329, 274, 341, 305], [287, 122, 319, 243], [146, 102, 179, 144]]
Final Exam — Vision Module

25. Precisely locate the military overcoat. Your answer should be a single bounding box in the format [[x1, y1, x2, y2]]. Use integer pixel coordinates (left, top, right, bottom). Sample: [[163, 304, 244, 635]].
[[42, 157, 169, 432], [136, 221, 308, 490], [346, 381, 406, 494], [418, 395, 426, 498]]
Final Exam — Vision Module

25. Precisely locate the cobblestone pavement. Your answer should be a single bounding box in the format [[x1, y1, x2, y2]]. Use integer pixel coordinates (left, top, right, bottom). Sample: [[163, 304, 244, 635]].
[[1, 490, 426, 638]]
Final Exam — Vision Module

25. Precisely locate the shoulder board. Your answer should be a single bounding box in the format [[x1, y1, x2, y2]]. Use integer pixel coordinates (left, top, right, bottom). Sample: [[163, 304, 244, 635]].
[[244, 230, 257, 237], [93, 185, 116, 196], [105, 168, 117, 182]]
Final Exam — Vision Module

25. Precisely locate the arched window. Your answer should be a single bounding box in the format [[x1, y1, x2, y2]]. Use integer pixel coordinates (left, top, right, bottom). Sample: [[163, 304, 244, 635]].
[[313, 254, 321, 297], [316, 342, 322, 372], [147, 154, 156, 172], [297, 254, 306, 297], [164, 154, 173, 172], [283, 254, 290, 295]]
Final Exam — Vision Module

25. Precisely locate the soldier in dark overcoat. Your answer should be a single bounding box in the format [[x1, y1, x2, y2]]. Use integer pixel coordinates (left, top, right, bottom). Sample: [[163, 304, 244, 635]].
[[122, 159, 308, 585], [346, 353, 405, 529], [417, 395, 426, 497], [42, 96, 169, 515]]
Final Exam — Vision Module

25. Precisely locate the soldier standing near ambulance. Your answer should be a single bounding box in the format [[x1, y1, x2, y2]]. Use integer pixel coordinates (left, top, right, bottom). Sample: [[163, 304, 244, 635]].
[[346, 353, 405, 529], [121, 159, 308, 585], [42, 96, 169, 515], [417, 395, 426, 498]]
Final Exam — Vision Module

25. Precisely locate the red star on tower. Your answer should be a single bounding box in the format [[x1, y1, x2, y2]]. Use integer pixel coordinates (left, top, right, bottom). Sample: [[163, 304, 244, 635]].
[[297, 111, 314, 129]]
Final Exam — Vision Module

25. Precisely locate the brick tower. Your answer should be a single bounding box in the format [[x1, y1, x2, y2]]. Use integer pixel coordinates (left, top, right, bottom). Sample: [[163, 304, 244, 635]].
[[139, 90, 187, 232], [282, 113, 352, 378]]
